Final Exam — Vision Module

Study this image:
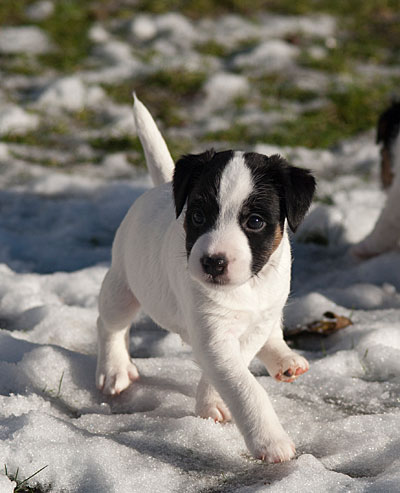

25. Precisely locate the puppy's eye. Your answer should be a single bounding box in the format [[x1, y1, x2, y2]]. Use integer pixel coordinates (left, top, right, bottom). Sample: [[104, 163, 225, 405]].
[[245, 214, 265, 231], [191, 210, 206, 227]]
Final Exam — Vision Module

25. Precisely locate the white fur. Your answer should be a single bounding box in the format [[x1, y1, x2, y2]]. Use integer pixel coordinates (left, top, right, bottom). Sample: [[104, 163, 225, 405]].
[[188, 155, 254, 286], [132, 92, 174, 186], [352, 132, 400, 258], [96, 96, 308, 462]]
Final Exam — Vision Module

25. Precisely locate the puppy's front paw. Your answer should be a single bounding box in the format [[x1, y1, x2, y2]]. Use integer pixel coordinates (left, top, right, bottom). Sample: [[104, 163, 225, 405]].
[[269, 353, 309, 383], [249, 433, 295, 463], [96, 359, 139, 395], [196, 400, 232, 423]]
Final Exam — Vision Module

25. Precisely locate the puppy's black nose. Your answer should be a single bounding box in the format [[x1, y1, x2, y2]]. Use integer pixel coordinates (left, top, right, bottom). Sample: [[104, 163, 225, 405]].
[[200, 255, 227, 277]]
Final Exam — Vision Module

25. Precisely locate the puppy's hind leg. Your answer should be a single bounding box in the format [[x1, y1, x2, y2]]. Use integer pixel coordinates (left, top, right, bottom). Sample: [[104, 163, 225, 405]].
[[96, 269, 140, 395], [195, 374, 232, 423]]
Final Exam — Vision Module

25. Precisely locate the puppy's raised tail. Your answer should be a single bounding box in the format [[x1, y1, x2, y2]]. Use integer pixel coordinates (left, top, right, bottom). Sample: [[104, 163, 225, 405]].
[[132, 93, 175, 186]]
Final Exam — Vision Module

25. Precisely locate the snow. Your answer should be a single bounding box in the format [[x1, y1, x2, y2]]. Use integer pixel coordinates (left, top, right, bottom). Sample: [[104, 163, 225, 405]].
[[0, 26, 52, 55], [0, 474, 15, 493], [233, 40, 300, 72], [129, 14, 158, 42], [1, 131, 399, 493], [0, 105, 39, 136], [25, 1, 54, 22], [1, 6, 400, 493], [200, 72, 250, 116], [82, 38, 145, 84], [35, 77, 106, 112]]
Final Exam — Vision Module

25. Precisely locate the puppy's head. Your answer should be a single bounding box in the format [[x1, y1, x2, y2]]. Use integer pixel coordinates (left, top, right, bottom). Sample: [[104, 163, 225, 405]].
[[173, 150, 315, 288]]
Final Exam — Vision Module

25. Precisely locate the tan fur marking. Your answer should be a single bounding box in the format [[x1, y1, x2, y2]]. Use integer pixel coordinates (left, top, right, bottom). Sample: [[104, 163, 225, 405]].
[[271, 225, 283, 253]]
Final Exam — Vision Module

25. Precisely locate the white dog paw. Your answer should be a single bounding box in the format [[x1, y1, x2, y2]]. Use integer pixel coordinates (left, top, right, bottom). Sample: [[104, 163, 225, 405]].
[[96, 361, 139, 396], [269, 353, 309, 383], [249, 433, 295, 463], [196, 400, 232, 423]]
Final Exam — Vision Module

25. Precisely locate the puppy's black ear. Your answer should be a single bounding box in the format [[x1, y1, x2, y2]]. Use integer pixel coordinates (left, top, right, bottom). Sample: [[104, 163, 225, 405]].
[[173, 149, 215, 218], [278, 157, 316, 232]]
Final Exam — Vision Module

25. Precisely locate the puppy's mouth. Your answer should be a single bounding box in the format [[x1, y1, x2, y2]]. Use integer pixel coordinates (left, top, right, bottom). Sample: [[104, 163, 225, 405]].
[[203, 274, 230, 286]]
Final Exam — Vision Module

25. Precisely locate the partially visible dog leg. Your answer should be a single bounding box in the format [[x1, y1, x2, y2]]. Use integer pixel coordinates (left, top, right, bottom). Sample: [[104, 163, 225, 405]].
[[258, 324, 309, 383], [96, 269, 140, 395], [351, 167, 400, 258], [195, 320, 308, 431], [195, 374, 232, 423], [195, 324, 269, 423], [191, 327, 295, 462], [352, 132, 400, 259]]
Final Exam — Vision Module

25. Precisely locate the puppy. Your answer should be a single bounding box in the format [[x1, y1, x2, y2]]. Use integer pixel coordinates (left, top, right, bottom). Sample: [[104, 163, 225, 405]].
[[352, 101, 400, 259], [96, 95, 316, 462]]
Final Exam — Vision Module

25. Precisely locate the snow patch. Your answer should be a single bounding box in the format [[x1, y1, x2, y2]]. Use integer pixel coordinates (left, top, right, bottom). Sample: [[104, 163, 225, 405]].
[[0, 105, 39, 136], [234, 40, 299, 72], [35, 77, 106, 112], [25, 0, 54, 22], [0, 26, 52, 55]]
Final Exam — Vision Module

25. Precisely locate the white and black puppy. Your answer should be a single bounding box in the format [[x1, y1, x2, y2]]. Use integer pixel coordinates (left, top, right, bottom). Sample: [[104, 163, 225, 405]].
[[352, 101, 400, 259], [96, 96, 316, 463]]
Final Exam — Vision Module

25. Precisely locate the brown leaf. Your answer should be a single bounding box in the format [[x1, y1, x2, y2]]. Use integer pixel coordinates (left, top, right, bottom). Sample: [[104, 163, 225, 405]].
[[285, 311, 353, 338]]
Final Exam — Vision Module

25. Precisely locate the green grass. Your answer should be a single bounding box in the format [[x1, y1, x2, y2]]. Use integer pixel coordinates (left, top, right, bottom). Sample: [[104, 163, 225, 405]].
[[1, 0, 398, 154], [269, 0, 400, 66], [255, 74, 320, 104], [205, 77, 400, 149], [2, 0, 398, 71], [269, 79, 399, 148], [299, 46, 352, 74], [2, 108, 103, 154], [133, 0, 274, 17], [89, 133, 192, 163], [0, 0, 96, 72], [4, 464, 49, 493], [0, 54, 43, 76], [90, 135, 144, 154], [131, 0, 399, 65], [132, 0, 400, 68], [38, 1, 94, 72], [104, 69, 207, 127], [0, 0, 31, 25], [203, 124, 263, 147], [195, 40, 229, 58]]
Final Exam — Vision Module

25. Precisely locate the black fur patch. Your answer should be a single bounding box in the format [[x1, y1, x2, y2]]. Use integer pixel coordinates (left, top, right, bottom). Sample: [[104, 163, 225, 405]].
[[242, 152, 316, 274], [173, 150, 234, 255]]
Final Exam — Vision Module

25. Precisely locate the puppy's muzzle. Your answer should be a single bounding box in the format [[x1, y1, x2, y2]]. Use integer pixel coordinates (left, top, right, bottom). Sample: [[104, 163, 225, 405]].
[[200, 254, 227, 278]]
